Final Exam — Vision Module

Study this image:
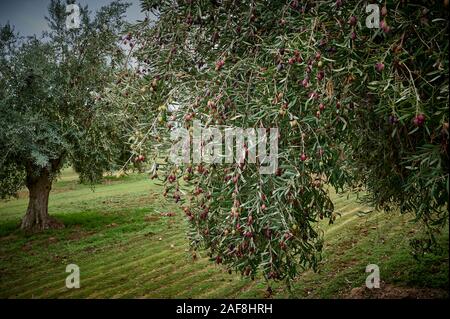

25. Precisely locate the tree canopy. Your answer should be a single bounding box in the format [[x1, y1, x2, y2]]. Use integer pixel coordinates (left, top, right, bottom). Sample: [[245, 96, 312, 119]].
[[107, 0, 449, 283]]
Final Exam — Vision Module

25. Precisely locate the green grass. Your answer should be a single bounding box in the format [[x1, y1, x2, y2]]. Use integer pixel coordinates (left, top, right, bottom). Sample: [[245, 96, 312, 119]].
[[0, 168, 448, 298]]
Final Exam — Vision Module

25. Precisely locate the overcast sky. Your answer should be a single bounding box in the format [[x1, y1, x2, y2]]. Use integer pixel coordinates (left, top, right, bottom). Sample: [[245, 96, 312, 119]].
[[0, 0, 146, 37]]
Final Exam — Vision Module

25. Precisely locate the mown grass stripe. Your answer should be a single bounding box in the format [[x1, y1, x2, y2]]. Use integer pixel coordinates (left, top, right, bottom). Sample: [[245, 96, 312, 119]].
[[6, 232, 187, 298], [196, 276, 252, 299], [85, 248, 195, 298], [112, 257, 215, 298], [0, 227, 186, 289], [7, 201, 368, 298]]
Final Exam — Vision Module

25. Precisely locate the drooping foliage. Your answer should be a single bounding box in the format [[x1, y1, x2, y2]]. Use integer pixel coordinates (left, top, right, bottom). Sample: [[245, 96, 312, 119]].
[[97, 0, 449, 282]]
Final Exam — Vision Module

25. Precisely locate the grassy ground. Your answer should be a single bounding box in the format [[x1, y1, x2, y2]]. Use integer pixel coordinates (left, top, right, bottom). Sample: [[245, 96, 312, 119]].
[[0, 168, 448, 298]]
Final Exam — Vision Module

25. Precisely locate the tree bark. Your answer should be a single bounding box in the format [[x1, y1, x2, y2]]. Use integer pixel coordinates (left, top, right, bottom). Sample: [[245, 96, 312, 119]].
[[20, 164, 64, 231]]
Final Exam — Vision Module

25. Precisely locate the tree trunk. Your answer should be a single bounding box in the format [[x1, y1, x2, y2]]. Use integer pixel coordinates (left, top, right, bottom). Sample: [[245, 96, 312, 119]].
[[20, 166, 63, 231]]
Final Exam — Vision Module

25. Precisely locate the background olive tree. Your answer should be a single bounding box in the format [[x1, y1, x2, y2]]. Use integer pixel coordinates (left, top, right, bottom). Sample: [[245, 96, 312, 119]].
[[0, 0, 131, 231]]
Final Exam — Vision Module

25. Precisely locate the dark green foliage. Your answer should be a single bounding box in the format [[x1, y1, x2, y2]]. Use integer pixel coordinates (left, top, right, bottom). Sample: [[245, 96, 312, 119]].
[[337, 1, 449, 246]]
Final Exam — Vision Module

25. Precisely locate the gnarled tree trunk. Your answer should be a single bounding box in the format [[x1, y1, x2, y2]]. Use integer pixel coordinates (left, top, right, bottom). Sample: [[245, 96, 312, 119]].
[[21, 163, 64, 231]]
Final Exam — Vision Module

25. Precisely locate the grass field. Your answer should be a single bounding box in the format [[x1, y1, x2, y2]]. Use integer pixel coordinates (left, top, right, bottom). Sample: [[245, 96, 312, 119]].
[[0, 168, 448, 298]]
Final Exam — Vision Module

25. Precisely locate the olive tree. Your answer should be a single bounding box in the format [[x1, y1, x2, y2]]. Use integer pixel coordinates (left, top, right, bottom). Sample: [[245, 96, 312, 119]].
[[0, 0, 130, 231]]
